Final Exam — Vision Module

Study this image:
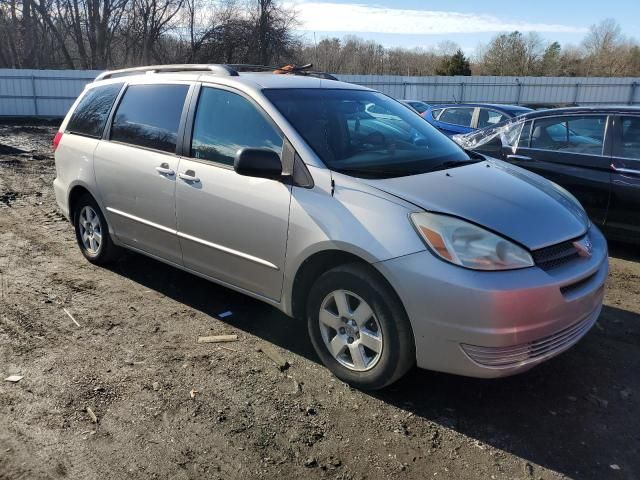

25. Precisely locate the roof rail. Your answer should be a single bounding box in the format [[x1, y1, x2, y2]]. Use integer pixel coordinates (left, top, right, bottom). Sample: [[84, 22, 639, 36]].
[[94, 64, 239, 82]]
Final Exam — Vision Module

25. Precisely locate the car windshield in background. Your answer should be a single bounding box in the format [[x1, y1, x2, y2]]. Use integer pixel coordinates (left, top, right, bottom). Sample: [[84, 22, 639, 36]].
[[408, 101, 429, 114], [264, 89, 472, 179]]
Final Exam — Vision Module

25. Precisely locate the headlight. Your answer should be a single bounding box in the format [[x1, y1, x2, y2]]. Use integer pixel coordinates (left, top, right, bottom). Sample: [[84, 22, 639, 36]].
[[410, 212, 534, 270]]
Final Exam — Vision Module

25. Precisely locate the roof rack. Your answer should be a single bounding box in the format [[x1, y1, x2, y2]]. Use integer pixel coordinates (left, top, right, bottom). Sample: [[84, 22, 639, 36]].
[[94, 64, 239, 81], [93, 62, 338, 82]]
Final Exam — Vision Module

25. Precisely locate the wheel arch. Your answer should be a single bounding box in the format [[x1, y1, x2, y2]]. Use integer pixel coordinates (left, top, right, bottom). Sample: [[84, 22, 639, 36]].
[[289, 249, 406, 323], [68, 184, 93, 220], [67, 183, 106, 221], [66, 183, 116, 237]]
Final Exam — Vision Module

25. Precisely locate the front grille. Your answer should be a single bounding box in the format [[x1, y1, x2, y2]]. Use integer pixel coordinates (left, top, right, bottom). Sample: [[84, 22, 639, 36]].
[[532, 238, 581, 270], [461, 307, 599, 368]]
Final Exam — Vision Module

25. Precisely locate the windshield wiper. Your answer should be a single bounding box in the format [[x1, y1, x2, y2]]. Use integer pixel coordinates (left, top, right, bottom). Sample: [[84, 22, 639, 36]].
[[334, 167, 404, 178], [423, 159, 479, 173]]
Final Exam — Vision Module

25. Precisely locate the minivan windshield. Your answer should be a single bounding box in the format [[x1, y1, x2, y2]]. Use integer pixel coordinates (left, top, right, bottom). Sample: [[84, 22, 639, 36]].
[[264, 89, 473, 179]]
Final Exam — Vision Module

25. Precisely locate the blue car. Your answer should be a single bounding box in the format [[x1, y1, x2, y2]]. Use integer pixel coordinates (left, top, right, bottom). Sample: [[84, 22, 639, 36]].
[[422, 103, 533, 136]]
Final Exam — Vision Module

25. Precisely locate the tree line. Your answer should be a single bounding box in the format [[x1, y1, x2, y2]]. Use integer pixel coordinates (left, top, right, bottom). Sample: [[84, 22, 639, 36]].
[[1, 0, 639, 77], [305, 20, 640, 77]]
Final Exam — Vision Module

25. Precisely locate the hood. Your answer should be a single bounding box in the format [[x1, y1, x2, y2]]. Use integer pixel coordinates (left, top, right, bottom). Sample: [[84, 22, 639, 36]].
[[362, 160, 589, 250]]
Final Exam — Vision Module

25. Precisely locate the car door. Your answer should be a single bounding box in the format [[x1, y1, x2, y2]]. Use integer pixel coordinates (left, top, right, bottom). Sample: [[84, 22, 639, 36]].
[[508, 114, 611, 226], [607, 115, 640, 241], [433, 107, 476, 136], [94, 82, 192, 265], [175, 85, 291, 301]]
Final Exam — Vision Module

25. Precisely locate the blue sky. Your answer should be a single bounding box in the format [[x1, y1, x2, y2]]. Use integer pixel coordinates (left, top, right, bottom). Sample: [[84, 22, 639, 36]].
[[290, 0, 640, 52]]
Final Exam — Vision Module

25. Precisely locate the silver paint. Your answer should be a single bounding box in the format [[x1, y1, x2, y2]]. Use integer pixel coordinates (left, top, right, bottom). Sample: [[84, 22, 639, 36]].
[[54, 70, 609, 380]]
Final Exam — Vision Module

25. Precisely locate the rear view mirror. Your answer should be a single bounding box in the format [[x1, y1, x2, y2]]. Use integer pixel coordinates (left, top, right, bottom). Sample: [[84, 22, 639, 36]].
[[337, 101, 364, 114], [234, 148, 282, 180]]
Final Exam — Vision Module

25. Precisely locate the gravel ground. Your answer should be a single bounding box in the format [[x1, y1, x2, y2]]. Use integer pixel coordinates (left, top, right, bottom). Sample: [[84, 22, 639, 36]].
[[0, 125, 639, 480]]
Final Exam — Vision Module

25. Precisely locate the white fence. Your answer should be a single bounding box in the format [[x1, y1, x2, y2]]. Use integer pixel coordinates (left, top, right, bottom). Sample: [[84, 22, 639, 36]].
[[0, 69, 101, 117], [1, 68, 639, 118], [338, 75, 640, 106]]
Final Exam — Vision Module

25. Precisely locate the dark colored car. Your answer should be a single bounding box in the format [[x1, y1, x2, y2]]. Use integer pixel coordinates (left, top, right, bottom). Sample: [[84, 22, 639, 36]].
[[452, 106, 640, 243], [423, 103, 533, 136]]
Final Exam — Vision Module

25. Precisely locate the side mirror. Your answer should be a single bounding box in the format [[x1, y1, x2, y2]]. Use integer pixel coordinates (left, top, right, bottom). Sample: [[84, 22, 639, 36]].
[[234, 148, 282, 180]]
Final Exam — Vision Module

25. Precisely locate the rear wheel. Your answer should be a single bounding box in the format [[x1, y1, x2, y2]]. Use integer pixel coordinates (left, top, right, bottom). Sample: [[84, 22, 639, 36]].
[[73, 194, 121, 264], [307, 263, 415, 390]]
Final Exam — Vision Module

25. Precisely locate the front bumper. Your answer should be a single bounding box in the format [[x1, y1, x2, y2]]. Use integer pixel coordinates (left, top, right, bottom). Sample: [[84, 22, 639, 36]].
[[375, 226, 608, 378]]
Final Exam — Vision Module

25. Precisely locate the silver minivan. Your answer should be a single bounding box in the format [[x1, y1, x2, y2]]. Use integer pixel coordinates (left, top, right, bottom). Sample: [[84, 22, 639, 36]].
[[53, 65, 608, 390]]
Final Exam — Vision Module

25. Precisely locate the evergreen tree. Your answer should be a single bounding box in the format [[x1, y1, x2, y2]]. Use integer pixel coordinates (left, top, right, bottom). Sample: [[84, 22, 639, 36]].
[[436, 49, 472, 76]]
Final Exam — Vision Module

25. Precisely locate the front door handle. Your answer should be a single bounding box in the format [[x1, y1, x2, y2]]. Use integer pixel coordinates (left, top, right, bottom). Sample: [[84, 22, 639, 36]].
[[506, 154, 532, 161], [179, 170, 200, 183], [611, 163, 640, 175], [155, 163, 175, 176]]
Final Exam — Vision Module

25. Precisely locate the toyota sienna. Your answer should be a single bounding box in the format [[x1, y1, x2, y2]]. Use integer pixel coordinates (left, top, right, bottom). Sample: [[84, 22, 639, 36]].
[[53, 65, 608, 390]]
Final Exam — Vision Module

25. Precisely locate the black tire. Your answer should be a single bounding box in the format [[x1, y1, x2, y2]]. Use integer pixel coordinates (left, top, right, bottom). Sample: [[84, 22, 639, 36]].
[[73, 193, 121, 265], [307, 263, 415, 390]]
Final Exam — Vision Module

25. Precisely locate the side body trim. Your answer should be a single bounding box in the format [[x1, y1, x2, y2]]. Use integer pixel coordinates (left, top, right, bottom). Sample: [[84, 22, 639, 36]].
[[106, 207, 278, 270]]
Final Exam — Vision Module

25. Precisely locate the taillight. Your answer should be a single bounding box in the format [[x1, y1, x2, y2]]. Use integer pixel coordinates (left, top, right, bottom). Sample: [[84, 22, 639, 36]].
[[52, 131, 63, 152]]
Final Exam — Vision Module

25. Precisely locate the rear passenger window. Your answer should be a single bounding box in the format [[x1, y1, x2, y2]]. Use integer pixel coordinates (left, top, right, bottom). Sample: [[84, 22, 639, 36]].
[[66, 83, 123, 138], [438, 107, 475, 127], [620, 116, 640, 159], [190, 87, 282, 166], [531, 116, 605, 155], [110, 84, 189, 154]]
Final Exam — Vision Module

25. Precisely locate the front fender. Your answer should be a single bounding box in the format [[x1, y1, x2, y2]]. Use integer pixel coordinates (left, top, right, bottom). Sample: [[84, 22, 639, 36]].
[[281, 172, 426, 315]]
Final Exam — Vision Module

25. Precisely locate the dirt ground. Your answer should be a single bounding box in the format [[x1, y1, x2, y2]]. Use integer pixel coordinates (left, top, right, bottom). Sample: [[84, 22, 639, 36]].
[[0, 124, 639, 480]]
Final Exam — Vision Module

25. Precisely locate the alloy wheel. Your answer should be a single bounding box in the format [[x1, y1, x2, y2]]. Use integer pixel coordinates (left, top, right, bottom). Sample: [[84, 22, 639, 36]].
[[318, 289, 383, 372], [78, 206, 102, 255]]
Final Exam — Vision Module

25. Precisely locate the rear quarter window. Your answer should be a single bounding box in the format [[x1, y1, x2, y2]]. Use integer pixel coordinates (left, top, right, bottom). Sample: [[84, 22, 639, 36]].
[[66, 83, 123, 138]]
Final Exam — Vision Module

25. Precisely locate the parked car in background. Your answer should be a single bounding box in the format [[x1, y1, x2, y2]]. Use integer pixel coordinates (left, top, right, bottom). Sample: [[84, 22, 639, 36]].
[[423, 103, 533, 136], [399, 100, 430, 115], [452, 106, 640, 243], [53, 65, 607, 390]]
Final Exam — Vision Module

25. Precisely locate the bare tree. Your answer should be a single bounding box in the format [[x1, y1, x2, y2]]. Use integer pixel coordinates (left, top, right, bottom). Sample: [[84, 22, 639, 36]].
[[2, 1, 640, 77], [583, 19, 630, 76]]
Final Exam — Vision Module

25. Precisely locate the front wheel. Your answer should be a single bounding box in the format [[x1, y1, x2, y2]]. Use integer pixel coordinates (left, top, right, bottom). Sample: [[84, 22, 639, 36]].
[[307, 263, 415, 390]]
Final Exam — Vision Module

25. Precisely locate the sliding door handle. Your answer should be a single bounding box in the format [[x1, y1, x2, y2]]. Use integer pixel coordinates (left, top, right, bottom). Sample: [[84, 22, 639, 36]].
[[155, 163, 175, 176], [179, 170, 200, 183]]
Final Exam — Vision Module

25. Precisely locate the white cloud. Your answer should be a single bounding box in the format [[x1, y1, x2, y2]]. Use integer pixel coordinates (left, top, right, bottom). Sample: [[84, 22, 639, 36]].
[[290, 2, 587, 35]]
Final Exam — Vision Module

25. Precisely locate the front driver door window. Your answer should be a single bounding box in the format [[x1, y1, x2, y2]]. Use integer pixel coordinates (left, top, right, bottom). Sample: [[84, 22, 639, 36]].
[[175, 86, 291, 300]]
